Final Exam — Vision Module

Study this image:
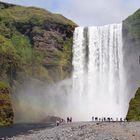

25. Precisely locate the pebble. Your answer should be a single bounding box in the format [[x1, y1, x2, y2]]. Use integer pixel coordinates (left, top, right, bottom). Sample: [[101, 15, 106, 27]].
[[7, 122, 140, 140]]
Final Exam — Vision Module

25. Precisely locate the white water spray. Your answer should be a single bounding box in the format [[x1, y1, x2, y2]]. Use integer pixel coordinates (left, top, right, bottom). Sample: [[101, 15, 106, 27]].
[[71, 24, 127, 121]]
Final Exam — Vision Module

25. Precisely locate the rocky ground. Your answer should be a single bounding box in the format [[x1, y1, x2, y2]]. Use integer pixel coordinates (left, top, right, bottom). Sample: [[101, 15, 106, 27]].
[[5, 122, 140, 140]]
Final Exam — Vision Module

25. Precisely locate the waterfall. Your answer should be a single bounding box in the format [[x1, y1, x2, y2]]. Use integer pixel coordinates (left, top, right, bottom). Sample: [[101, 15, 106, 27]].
[[72, 23, 127, 121]]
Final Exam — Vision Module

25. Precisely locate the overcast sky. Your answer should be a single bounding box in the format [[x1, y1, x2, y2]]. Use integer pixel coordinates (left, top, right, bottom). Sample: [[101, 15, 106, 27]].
[[1, 0, 140, 26]]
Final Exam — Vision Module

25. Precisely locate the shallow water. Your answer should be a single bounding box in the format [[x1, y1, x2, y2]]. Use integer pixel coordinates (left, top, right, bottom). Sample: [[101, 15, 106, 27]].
[[0, 123, 55, 139]]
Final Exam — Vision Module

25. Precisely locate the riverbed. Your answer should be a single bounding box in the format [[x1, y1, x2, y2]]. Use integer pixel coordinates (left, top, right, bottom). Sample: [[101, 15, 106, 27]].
[[2, 122, 140, 140]]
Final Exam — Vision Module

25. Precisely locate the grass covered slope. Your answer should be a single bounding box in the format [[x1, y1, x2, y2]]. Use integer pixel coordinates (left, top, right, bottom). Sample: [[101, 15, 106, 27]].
[[127, 87, 140, 121], [123, 8, 140, 121], [0, 2, 76, 26], [0, 82, 14, 126], [0, 1, 76, 85], [123, 8, 140, 40]]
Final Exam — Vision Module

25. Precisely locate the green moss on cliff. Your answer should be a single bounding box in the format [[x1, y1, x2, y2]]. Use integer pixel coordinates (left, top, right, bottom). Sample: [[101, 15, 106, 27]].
[[127, 87, 140, 121], [0, 82, 9, 89], [0, 1, 76, 85], [59, 38, 73, 79], [0, 81, 14, 126], [0, 35, 21, 82], [123, 9, 140, 39]]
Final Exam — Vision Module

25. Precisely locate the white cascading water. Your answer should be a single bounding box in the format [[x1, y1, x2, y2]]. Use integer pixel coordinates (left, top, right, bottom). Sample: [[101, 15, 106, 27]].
[[71, 23, 127, 121]]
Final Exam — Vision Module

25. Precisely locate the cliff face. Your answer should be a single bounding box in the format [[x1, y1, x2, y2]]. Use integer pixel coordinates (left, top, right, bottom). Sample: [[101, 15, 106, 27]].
[[0, 2, 76, 85], [0, 2, 77, 125], [123, 9, 140, 121]]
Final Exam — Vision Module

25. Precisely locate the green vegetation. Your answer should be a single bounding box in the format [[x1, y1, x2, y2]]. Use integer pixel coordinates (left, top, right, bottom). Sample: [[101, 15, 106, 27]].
[[123, 9, 140, 39], [59, 38, 73, 79], [0, 82, 9, 89], [127, 87, 140, 121], [123, 8, 140, 120], [0, 4, 76, 27], [0, 1, 76, 85], [0, 82, 14, 126], [0, 1, 76, 125], [0, 31, 50, 84], [0, 35, 20, 83]]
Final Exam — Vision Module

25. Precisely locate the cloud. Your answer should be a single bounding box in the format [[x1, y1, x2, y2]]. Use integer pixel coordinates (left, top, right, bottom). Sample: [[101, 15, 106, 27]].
[[2, 0, 140, 26]]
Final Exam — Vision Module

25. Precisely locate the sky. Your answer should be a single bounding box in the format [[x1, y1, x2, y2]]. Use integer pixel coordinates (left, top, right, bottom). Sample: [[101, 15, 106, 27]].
[[1, 0, 140, 26]]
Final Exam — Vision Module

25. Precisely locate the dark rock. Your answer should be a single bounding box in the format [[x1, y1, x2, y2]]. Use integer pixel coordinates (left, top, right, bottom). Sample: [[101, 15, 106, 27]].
[[42, 116, 64, 123]]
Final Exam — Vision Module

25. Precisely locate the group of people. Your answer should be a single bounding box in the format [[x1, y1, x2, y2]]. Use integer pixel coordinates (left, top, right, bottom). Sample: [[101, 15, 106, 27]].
[[56, 116, 128, 126], [67, 117, 72, 123], [92, 116, 128, 122], [56, 119, 64, 126], [56, 117, 73, 126]]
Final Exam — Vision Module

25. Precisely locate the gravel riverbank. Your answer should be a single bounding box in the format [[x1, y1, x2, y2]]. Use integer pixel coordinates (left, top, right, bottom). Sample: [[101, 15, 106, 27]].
[[6, 122, 140, 140]]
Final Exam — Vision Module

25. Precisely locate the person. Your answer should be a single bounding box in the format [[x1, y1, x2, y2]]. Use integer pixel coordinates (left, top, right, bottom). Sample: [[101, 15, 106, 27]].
[[95, 117, 98, 121], [70, 117, 72, 122], [92, 116, 94, 121], [124, 117, 128, 122], [60, 119, 64, 123], [107, 117, 110, 122], [67, 117, 69, 123], [56, 120, 60, 126]]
